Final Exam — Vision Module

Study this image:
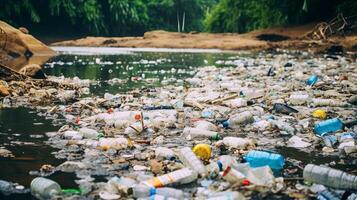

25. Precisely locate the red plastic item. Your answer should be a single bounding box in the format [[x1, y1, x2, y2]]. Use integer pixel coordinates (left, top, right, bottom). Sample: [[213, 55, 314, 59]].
[[65, 107, 72, 112], [242, 179, 250, 186], [135, 114, 141, 121], [107, 108, 113, 114], [75, 116, 80, 124]]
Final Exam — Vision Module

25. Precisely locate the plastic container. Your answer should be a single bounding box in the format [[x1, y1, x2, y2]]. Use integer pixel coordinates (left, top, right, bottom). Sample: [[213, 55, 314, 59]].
[[303, 164, 357, 190], [182, 127, 221, 140], [221, 167, 246, 183], [245, 150, 285, 172], [30, 177, 62, 199], [208, 191, 245, 200], [222, 111, 255, 128], [312, 99, 339, 107], [79, 127, 102, 139], [63, 130, 82, 140], [143, 168, 197, 188], [133, 184, 184, 199], [312, 109, 327, 119], [177, 147, 207, 176], [323, 135, 337, 147], [314, 118, 344, 137], [317, 189, 340, 200], [114, 119, 131, 129], [307, 74, 318, 86]]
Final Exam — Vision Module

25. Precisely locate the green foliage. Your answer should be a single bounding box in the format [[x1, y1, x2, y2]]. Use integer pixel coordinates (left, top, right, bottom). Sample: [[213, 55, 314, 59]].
[[205, 0, 290, 33]]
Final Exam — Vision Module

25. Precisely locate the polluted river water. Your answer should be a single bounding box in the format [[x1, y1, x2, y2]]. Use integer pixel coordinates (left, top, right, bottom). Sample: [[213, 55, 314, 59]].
[[0, 47, 356, 199]]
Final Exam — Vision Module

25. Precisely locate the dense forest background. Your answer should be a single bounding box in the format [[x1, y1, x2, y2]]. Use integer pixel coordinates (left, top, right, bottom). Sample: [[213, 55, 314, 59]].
[[1, 0, 356, 39]]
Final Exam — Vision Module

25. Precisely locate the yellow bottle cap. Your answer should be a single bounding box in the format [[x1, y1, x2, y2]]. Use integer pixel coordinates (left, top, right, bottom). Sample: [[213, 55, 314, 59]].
[[192, 144, 212, 160], [312, 109, 327, 119]]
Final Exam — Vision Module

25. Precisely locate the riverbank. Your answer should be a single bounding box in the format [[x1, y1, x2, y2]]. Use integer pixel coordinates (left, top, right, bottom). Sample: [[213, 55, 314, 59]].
[[52, 24, 357, 53]]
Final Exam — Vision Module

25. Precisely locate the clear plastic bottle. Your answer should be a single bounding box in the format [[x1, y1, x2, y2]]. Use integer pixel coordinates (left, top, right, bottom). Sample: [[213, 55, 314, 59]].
[[206, 155, 239, 177], [221, 167, 246, 183], [30, 177, 62, 199], [138, 194, 178, 200], [63, 130, 82, 140], [314, 118, 344, 137], [98, 137, 130, 150], [114, 119, 131, 129], [303, 164, 357, 190], [194, 120, 218, 131], [79, 127, 102, 139], [240, 89, 265, 99], [208, 191, 246, 200], [289, 94, 310, 105], [142, 168, 198, 188], [222, 111, 255, 128], [133, 184, 184, 199], [177, 147, 207, 176], [182, 127, 221, 140], [312, 98, 341, 107], [244, 150, 285, 172], [317, 189, 340, 200]]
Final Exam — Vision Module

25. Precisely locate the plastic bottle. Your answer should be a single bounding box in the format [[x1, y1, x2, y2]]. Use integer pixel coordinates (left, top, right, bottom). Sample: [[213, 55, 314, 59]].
[[224, 98, 247, 108], [155, 147, 175, 160], [133, 184, 184, 199], [142, 168, 198, 188], [112, 111, 141, 121], [177, 147, 207, 176], [221, 167, 246, 183], [323, 135, 337, 147], [317, 189, 340, 200], [303, 164, 357, 190], [240, 89, 264, 99], [312, 98, 341, 107], [307, 74, 318, 86], [268, 119, 295, 134], [221, 137, 253, 149], [289, 94, 310, 105], [98, 137, 131, 150], [208, 191, 245, 200], [314, 118, 344, 137], [63, 130, 83, 140], [182, 127, 221, 140], [79, 127, 103, 139], [138, 194, 178, 200], [201, 108, 214, 118], [222, 111, 255, 128], [194, 120, 218, 131], [114, 119, 131, 129], [244, 150, 285, 172], [124, 122, 144, 134], [30, 177, 62, 199]]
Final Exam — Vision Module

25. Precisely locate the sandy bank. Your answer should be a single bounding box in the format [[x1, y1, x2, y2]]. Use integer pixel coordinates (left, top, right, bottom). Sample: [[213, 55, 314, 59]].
[[52, 24, 357, 53]]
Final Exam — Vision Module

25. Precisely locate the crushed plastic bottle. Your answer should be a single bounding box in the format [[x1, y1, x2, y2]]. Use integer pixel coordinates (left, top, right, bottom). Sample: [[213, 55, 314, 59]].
[[182, 127, 221, 140], [222, 111, 255, 128]]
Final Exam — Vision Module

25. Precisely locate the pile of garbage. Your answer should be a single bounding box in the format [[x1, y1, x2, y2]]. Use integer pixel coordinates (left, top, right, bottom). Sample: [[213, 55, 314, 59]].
[[2, 51, 357, 199]]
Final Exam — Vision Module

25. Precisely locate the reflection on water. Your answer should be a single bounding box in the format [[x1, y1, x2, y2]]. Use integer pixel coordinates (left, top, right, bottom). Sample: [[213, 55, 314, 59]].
[[0, 108, 77, 199], [43, 51, 239, 95]]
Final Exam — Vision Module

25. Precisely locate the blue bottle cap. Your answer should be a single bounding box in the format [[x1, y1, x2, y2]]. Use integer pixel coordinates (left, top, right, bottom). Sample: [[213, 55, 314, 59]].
[[222, 120, 229, 128]]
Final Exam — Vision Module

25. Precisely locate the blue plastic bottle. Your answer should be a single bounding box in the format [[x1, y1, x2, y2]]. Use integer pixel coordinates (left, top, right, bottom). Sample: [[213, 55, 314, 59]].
[[306, 74, 318, 86], [314, 118, 344, 137], [244, 150, 285, 172]]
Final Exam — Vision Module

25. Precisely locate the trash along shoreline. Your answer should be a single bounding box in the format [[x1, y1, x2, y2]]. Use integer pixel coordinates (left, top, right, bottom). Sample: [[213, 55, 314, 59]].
[[0, 48, 356, 199]]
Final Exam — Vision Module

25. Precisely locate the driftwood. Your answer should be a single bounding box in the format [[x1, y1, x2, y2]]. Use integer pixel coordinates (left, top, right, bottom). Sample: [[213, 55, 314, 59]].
[[306, 14, 357, 40]]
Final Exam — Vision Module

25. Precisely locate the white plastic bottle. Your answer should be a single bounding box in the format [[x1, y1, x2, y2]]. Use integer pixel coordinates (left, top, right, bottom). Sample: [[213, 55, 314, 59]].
[[30, 177, 62, 199], [224, 98, 247, 108], [182, 127, 221, 140], [142, 168, 198, 187], [79, 127, 102, 139], [220, 137, 253, 149], [114, 119, 131, 129], [177, 147, 207, 176], [222, 111, 255, 128], [63, 130, 82, 140], [221, 167, 246, 183], [138, 195, 178, 200], [112, 111, 141, 121], [133, 184, 184, 199], [289, 94, 310, 105]]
